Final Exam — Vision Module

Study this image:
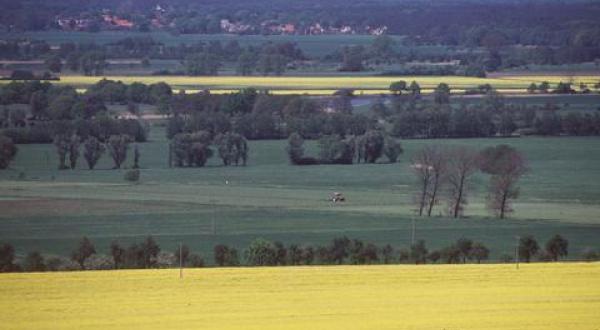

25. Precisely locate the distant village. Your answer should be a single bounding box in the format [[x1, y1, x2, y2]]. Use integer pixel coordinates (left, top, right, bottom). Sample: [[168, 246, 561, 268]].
[[54, 5, 388, 36]]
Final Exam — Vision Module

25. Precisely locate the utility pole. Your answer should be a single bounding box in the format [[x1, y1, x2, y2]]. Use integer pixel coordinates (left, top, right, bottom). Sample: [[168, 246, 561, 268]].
[[212, 200, 217, 236], [179, 242, 183, 279], [515, 236, 520, 270], [411, 216, 416, 246]]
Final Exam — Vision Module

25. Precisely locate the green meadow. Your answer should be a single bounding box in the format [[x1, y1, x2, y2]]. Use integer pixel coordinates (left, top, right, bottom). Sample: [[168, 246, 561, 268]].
[[1, 127, 600, 262]]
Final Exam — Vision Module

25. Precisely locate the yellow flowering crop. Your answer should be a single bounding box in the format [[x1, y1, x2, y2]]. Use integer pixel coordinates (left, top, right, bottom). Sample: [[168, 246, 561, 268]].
[[1, 263, 599, 329]]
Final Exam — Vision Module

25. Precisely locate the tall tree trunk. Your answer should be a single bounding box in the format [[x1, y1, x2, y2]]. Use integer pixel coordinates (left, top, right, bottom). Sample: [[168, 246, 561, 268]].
[[499, 190, 508, 219], [453, 175, 465, 218], [427, 176, 440, 217]]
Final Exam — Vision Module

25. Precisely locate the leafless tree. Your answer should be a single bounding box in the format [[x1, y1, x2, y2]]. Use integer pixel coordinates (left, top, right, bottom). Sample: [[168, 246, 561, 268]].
[[481, 145, 528, 219], [411, 145, 448, 216], [446, 147, 480, 218]]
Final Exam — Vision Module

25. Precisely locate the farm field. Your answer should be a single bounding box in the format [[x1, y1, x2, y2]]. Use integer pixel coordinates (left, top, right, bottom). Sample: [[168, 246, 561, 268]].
[[0, 31, 407, 57], [2, 74, 599, 95], [1, 262, 599, 329], [2, 131, 600, 262]]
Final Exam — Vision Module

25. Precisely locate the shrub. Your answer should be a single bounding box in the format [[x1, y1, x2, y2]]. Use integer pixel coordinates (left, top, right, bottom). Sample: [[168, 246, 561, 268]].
[[46, 256, 79, 271], [83, 254, 113, 270], [124, 169, 140, 183], [0, 135, 17, 169], [23, 251, 46, 272]]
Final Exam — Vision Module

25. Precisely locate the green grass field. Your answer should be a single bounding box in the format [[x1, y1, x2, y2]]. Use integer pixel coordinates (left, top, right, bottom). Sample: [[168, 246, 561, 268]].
[[1, 127, 600, 262]]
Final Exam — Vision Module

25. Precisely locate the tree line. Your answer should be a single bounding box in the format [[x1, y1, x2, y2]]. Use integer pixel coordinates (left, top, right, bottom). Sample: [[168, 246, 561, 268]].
[[287, 130, 402, 166], [2, 232, 595, 273]]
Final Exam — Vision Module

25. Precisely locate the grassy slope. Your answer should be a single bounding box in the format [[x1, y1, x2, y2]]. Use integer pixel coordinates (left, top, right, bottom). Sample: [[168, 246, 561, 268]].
[[1, 129, 600, 261], [0, 263, 599, 329]]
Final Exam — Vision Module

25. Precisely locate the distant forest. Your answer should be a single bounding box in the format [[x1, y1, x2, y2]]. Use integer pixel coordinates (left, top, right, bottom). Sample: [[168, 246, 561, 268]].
[[1, 0, 599, 48]]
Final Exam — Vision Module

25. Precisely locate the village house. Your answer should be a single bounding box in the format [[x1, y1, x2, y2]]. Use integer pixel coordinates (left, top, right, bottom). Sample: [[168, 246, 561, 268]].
[[102, 15, 134, 29]]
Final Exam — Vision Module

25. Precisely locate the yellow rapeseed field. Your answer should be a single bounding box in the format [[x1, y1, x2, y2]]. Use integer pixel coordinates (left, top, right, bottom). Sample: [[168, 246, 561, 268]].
[[1, 263, 599, 329], [3, 74, 598, 94]]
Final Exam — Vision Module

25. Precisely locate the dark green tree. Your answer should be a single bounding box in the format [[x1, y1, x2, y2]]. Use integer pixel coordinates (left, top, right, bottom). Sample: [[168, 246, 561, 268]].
[[433, 83, 451, 104], [410, 240, 428, 264], [545, 235, 568, 261], [71, 236, 96, 269], [0, 135, 17, 169], [245, 239, 278, 266], [83, 136, 105, 170], [24, 251, 46, 272], [0, 243, 18, 272], [214, 244, 239, 266], [518, 235, 540, 263], [107, 134, 133, 169]]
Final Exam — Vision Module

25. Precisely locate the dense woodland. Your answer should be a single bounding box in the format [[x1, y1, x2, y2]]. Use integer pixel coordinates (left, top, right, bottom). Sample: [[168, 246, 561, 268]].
[[1, 0, 600, 74]]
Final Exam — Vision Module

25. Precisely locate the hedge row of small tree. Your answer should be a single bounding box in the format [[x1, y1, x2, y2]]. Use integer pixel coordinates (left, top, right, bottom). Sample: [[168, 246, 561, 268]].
[[287, 130, 403, 165], [170, 131, 249, 167], [1, 233, 594, 273], [53, 134, 138, 170]]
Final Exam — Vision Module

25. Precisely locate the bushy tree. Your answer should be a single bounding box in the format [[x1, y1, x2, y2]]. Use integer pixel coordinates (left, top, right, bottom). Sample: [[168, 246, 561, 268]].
[[0, 243, 18, 272], [288, 244, 304, 265], [68, 135, 80, 169], [185, 52, 220, 76], [433, 83, 451, 104], [107, 134, 133, 169], [327, 236, 352, 264], [53, 134, 70, 170], [71, 236, 96, 269], [357, 130, 385, 163], [171, 131, 213, 167], [410, 240, 428, 264], [80, 51, 107, 76], [440, 245, 461, 264], [133, 145, 140, 169], [389, 81, 407, 95], [236, 51, 256, 76], [139, 236, 160, 268], [83, 136, 105, 170], [545, 234, 568, 261], [409, 81, 421, 97], [383, 137, 403, 163], [0, 135, 17, 169], [45, 55, 62, 73], [23, 251, 46, 272], [318, 134, 354, 164], [29, 91, 48, 119], [481, 145, 528, 219], [349, 240, 379, 265], [518, 235, 540, 263], [469, 242, 490, 264], [109, 241, 125, 269], [215, 132, 249, 166], [456, 238, 473, 263], [381, 244, 395, 264], [245, 239, 277, 266], [214, 244, 239, 267]]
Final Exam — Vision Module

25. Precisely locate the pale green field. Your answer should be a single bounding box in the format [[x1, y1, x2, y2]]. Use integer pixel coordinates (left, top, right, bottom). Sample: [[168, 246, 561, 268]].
[[2, 134, 600, 260]]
